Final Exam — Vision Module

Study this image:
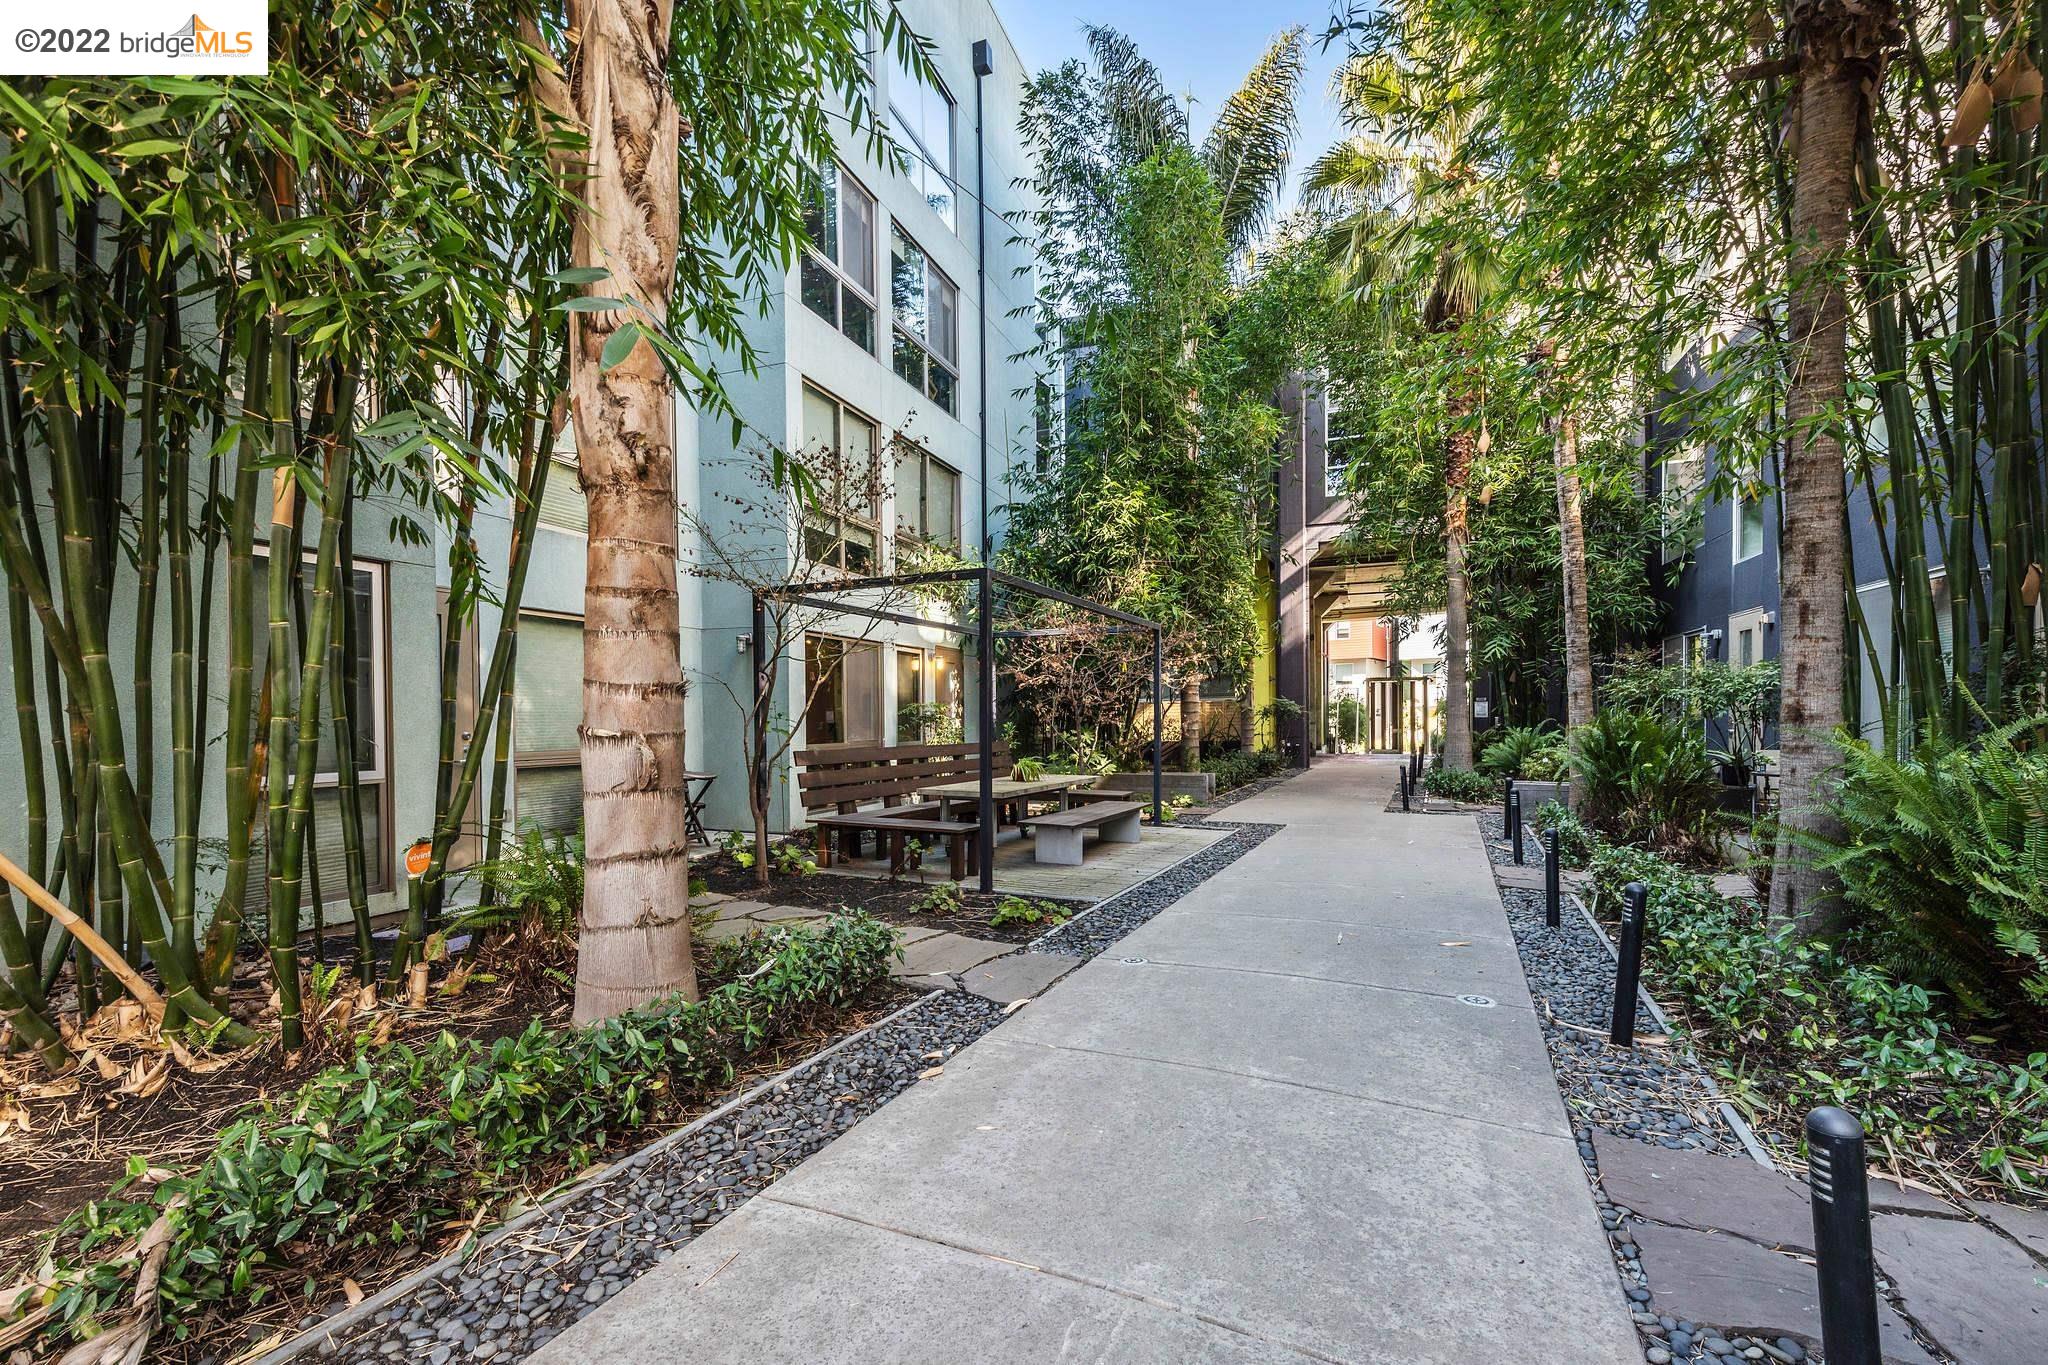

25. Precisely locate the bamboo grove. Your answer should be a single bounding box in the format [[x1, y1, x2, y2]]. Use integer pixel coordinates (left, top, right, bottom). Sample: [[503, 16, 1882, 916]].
[[0, 5, 575, 1069], [1324, 0, 2046, 915]]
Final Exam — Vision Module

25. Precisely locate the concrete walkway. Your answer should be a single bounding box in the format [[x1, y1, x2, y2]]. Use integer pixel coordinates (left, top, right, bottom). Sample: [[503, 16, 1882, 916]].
[[530, 757, 1640, 1364]]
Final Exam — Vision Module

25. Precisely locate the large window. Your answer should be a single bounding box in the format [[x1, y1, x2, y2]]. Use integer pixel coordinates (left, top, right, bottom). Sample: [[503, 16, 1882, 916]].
[[242, 555, 391, 909], [887, 46, 956, 229], [892, 439, 960, 551], [1661, 442, 1707, 563], [800, 384, 881, 573], [890, 225, 959, 415], [800, 163, 878, 353], [1325, 393, 1366, 497], [1733, 486, 1767, 563], [514, 613, 583, 835], [538, 424, 586, 536], [1729, 608, 1768, 668], [804, 634, 882, 746]]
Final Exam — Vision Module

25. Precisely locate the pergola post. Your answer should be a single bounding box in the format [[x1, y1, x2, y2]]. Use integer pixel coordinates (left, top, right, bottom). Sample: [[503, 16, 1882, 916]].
[[976, 566, 996, 893], [1151, 627, 1163, 825]]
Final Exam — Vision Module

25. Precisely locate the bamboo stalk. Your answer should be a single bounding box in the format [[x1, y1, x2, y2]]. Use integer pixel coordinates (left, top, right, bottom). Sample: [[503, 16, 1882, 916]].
[[327, 481, 374, 980], [262, 352, 305, 1047], [0, 849, 165, 1023]]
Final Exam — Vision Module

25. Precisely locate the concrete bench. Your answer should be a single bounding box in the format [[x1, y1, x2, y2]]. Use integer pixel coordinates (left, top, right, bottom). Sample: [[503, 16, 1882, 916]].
[[1016, 801, 1143, 866]]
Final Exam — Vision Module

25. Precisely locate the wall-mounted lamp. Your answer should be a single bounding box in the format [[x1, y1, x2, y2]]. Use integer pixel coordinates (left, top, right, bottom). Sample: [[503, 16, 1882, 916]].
[[1763, 612, 1777, 630], [737, 634, 752, 653]]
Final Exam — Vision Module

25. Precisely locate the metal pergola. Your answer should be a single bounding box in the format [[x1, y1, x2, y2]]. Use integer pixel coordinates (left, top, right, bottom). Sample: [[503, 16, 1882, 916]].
[[754, 565, 1164, 893]]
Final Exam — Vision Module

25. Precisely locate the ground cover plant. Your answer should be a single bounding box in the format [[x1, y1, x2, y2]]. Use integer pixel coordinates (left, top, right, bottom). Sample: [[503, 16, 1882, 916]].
[[1201, 746, 1286, 794], [3, 915, 899, 1358], [1584, 842, 2048, 1196], [1566, 709, 1721, 858], [1423, 766, 1497, 805]]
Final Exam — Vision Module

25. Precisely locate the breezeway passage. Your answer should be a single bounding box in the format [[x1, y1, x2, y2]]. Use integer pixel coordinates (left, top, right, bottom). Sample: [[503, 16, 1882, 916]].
[[529, 757, 1640, 1363]]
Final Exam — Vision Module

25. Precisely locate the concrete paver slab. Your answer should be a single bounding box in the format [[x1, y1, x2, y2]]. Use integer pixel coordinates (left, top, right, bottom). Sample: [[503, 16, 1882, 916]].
[[891, 931, 1011, 979], [527, 1197, 1330, 1365], [1124, 908, 1535, 1002], [957, 951, 1075, 1003], [1631, 1223, 1934, 1363], [1001, 956, 1569, 1137], [1971, 1198, 2048, 1262], [1592, 1131, 1813, 1252], [764, 1031, 1638, 1363], [1872, 1211, 2048, 1364]]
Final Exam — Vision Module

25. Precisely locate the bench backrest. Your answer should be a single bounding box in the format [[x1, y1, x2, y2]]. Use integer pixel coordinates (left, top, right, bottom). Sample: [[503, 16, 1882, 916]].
[[794, 740, 1012, 813]]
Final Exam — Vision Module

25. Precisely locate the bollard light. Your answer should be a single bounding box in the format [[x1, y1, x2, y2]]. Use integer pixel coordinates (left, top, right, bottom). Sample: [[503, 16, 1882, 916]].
[[1544, 829, 1561, 928], [1806, 1107, 1882, 1365], [1399, 766, 1411, 812], [1609, 880, 1648, 1047], [1510, 788, 1525, 864]]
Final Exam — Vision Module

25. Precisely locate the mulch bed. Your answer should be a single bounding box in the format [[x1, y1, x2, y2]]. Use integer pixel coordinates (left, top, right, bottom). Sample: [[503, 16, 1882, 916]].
[[693, 844, 1088, 943]]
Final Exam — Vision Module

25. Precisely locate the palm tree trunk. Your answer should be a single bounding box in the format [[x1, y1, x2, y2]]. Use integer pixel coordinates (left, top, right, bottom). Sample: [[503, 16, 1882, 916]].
[[1553, 404, 1595, 766], [1179, 677, 1202, 770], [1770, 0, 1898, 930], [1441, 376, 1477, 769], [561, 0, 698, 1023]]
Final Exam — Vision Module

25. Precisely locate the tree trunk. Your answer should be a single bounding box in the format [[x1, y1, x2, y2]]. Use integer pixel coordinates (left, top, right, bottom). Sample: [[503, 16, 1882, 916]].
[[1770, 0, 1898, 930], [1553, 399, 1595, 805], [564, 0, 699, 1022], [1180, 677, 1202, 771], [1441, 388, 1476, 769]]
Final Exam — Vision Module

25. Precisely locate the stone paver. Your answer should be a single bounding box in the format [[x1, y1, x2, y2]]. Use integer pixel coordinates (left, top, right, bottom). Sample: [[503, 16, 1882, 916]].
[[1593, 1131, 1814, 1252], [957, 950, 1074, 1003], [1972, 1199, 2048, 1261], [1631, 1223, 1935, 1363], [531, 759, 1640, 1363], [892, 930, 1012, 979], [1873, 1212, 2048, 1365]]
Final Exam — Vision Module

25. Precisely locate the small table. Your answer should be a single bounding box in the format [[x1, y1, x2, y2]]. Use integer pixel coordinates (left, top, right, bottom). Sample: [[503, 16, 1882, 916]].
[[920, 774, 1098, 824], [681, 770, 716, 845]]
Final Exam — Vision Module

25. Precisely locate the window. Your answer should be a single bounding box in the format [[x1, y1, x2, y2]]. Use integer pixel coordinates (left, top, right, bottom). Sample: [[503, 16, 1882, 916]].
[[1333, 621, 1351, 639], [894, 646, 962, 742], [800, 163, 878, 353], [1733, 486, 1767, 563], [1661, 442, 1706, 563], [893, 439, 960, 550], [538, 424, 586, 535], [890, 225, 959, 415], [800, 384, 881, 573], [887, 45, 956, 229], [1325, 392, 1365, 497], [242, 555, 391, 908], [514, 613, 583, 835], [804, 634, 882, 746], [1034, 377, 1059, 473], [1729, 608, 1768, 668]]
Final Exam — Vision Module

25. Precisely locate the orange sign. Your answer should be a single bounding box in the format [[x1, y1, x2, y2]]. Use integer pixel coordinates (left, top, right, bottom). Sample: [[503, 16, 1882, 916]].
[[404, 840, 432, 878]]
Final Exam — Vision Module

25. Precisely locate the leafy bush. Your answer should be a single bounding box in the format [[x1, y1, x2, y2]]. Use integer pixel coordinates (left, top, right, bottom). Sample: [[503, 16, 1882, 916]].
[[1011, 756, 1047, 781], [459, 827, 584, 935], [31, 915, 898, 1348], [989, 896, 1070, 931], [1201, 746, 1284, 793], [1532, 800, 1595, 867], [913, 882, 965, 917], [1567, 709, 1720, 855], [1478, 724, 1556, 778], [1586, 843, 2048, 1192], [770, 840, 818, 878], [1819, 719, 2048, 1024], [1423, 766, 1497, 804]]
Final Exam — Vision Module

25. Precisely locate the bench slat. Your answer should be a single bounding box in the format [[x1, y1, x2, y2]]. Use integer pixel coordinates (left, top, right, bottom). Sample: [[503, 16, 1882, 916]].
[[1017, 802, 1143, 829]]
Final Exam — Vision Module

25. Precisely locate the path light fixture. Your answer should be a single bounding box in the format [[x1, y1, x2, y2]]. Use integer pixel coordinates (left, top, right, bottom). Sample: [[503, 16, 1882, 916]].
[[1509, 784, 1523, 864], [1399, 766, 1410, 812], [1544, 830, 1560, 928], [1806, 1107, 1882, 1365], [1609, 881, 1648, 1046]]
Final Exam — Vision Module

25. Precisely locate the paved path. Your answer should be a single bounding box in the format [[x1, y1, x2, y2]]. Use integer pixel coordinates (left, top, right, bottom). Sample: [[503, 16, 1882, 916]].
[[530, 757, 1640, 1364]]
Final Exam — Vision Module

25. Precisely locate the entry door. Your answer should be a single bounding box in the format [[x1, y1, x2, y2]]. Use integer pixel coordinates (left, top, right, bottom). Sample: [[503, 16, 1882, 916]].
[[1365, 678, 1436, 754]]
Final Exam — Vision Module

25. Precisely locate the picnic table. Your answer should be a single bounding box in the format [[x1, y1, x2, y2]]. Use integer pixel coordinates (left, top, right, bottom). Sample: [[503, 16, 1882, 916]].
[[920, 774, 1100, 823]]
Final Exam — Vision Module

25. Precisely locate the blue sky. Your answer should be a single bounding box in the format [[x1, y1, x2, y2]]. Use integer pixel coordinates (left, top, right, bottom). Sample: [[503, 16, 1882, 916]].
[[996, 1, 1352, 216]]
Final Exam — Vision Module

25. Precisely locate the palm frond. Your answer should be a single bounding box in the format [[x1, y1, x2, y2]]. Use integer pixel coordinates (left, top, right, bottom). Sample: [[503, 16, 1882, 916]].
[[1084, 25, 1187, 163], [1200, 26, 1306, 253]]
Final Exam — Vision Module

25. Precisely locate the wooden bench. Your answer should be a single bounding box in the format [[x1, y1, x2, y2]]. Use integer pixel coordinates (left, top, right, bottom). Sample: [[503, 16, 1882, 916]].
[[1015, 800, 1144, 866], [795, 742, 1009, 880], [809, 811, 980, 881]]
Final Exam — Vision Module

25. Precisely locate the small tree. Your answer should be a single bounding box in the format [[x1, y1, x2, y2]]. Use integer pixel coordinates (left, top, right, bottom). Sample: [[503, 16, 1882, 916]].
[[686, 434, 950, 887]]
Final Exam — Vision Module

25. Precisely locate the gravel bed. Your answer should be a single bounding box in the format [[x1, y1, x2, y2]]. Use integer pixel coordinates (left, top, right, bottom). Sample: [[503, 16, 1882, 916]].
[[276, 993, 1006, 1365], [1029, 820, 1283, 958]]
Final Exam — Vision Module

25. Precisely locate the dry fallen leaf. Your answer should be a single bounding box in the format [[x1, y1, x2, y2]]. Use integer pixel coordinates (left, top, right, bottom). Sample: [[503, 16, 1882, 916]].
[[1441, 940, 1471, 948], [372, 1013, 396, 1046], [342, 1277, 364, 1307], [916, 1066, 944, 1081], [1001, 997, 1031, 1014], [406, 961, 429, 1009]]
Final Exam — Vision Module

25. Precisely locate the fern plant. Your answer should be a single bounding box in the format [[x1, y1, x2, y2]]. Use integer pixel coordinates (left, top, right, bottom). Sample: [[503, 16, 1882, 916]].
[[1566, 709, 1719, 856], [455, 828, 585, 936], [1478, 724, 1558, 779], [1818, 718, 2048, 1023]]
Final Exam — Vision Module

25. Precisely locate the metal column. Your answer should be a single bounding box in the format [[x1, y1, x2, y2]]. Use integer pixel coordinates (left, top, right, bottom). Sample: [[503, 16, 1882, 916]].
[[977, 567, 996, 893]]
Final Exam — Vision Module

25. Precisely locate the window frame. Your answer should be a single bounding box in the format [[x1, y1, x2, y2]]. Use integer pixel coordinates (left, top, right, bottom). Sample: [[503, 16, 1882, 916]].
[[886, 52, 957, 229], [1324, 390, 1364, 497], [1732, 485, 1767, 564], [803, 632, 884, 748], [1729, 607, 1768, 668], [800, 382, 884, 574], [1660, 441, 1707, 564], [889, 223, 960, 414], [892, 439, 961, 552], [537, 423, 587, 537], [511, 608, 585, 835], [799, 162, 880, 354]]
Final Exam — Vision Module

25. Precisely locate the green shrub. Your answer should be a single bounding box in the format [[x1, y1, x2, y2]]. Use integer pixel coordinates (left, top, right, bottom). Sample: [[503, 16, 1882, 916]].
[[33, 915, 898, 1349], [1478, 724, 1556, 778], [1586, 842, 2048, 1192], [1818, 719, 2048, 1023], [1567, 708, 1720, 855], [1532, 800, 1595, 867], [459, 827, 584, 935], [1423, 766, 1497, 804], [989, 896, 1070, 931], [913, 881, 965, 917], [1201, 746, 1284, 793]]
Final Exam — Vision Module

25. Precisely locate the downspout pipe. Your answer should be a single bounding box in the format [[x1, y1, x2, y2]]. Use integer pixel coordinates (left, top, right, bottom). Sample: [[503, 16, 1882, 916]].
[[973, 39, 993, 562]]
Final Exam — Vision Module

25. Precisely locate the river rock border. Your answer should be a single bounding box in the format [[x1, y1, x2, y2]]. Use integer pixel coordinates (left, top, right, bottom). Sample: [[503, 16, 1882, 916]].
[[1030, 819, 1283, 958]]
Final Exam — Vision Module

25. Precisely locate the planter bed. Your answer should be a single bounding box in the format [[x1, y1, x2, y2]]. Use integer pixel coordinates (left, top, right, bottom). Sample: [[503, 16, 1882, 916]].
[[693, 846, 1086, 942]]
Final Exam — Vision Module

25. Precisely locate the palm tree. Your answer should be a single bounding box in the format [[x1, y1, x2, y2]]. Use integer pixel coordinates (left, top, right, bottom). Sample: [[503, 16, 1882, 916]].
[[1768, 0, 1901, 930], [1305, 52, 1501, 770]]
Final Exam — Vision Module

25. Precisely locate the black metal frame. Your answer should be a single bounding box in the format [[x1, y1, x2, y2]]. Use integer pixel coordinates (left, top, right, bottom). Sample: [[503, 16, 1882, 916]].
[[753, 565, 1165, 891]]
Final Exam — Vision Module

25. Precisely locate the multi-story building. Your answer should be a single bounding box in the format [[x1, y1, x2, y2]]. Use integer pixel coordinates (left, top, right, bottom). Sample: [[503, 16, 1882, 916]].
[[0, 0, 1044, 930]]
